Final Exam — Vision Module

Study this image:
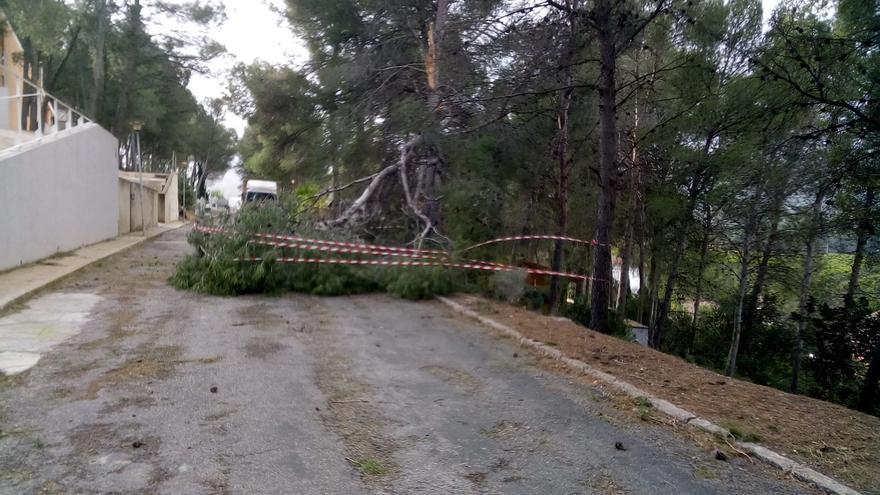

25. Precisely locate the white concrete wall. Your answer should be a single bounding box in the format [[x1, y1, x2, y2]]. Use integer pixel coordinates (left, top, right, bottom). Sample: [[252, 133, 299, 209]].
[[0, 124, 118, 270], [163, 174, 179, 223], [129, 184, 158, 232], [118, 180, 132, 235]]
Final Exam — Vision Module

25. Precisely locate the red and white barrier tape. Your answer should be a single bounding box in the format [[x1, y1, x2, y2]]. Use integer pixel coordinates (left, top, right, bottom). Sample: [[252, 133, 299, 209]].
[[254, 233, 448, 256], [195, 224, 603, 281], [234, 256, 599, 281], [251, 239, 526, 269], [197, 226, 602, 254], [194, 225, 225, 234], [461, 234, 604, 252], [249, 239, 446, 260]]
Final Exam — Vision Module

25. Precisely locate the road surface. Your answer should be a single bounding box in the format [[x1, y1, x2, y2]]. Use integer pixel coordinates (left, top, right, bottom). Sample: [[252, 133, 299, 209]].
[[0, 228, 812, 494]]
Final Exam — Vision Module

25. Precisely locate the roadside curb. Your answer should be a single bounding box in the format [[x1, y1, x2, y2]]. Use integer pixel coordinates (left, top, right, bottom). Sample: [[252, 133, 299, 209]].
[[0, 223, 187, 313], [437, 296, 862, 495]]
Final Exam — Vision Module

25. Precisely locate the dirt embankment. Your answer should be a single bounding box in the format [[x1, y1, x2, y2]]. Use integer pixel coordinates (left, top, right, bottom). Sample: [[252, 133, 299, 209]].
[[452, 294, 880, 494]]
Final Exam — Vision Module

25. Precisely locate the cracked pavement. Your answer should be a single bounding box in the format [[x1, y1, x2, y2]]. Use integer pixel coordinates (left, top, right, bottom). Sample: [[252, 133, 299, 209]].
[[0, 228, 814, 494]]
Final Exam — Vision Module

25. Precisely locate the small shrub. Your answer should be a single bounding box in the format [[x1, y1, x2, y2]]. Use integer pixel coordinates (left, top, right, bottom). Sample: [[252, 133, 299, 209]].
[[563, 296, 591, 326], [728, 425, 762, 443], [562, 296, 632, 338], [354, 458, 387, 476], [521, 288, 549, 311], [635, 396, 653, 419], [384, 267, 456, 300], [492, 270, 528, 303]]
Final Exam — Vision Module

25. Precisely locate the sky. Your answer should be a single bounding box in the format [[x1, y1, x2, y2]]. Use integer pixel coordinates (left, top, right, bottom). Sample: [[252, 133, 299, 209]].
[[178, 0, 307, 206], [181, 0, 782, 206]]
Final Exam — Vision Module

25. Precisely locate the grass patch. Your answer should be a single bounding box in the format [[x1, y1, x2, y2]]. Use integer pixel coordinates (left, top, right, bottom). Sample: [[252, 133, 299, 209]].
[[728, 425, 763, 443], [0, 300, 29, 318], [0, 370, 28, 391], [464, 471, 488, 486], [47, 249, 76, 260], [353, 458, 387, 476], [180, 356, 223, 365], [635, 396, 653, 420], [82, 345, 182, 400], [694, 464, 718, 480]]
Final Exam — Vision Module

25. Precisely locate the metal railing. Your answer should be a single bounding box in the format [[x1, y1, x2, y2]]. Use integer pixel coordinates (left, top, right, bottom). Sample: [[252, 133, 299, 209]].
[[0, 62, 91, 145]]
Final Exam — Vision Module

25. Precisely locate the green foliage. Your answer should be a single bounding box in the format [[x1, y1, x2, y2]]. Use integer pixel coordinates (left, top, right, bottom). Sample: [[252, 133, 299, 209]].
[[660, 296, 795, 391], [221, 0, 880, 418], [353, 458, 387, 477], [384, 267, 456, 300], [0, 0, 234, 186], [803, 297, 880, 413], [171, 204, 460, 300], [178, 171, 196, 211], [635, 396, 654, 420], [728, 425, 762, 443], [490, 270, 528, 303], [812, 254, 880, 310], [562, 296, 630, 338], [521, 289, 549, 312], [562, 295, 591, 326]]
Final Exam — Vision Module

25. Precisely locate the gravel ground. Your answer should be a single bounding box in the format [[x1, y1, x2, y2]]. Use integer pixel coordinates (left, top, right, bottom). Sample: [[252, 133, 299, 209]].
[[0, 228, 816, 494]]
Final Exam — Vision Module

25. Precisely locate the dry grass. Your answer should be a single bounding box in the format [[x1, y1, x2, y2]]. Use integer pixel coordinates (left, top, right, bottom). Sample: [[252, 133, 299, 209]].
[[305, 301, 400, 486], [421, 365, 482, 394], [77, 308, 137, 351], [82, 345, 182, 400]]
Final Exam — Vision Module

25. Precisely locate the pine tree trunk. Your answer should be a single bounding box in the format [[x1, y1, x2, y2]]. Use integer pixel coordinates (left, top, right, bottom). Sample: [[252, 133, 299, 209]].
[[858, 342, 880, 413], [89, 0, 106, 121], [617, 126, 639, 316], [636, 162, 649, 324], [689, 220, 710, 353], [617, 220, 633, 313], [647, 241, 661, 329], [637, 240, 647, 324], [791, 191, 825, 393], [20, 38, 38, 131], [403, 0, 450, 245], [847, 188, 875, 300], [727, 201, 760, 377], [741, 200, 782, 355], [650, 189, 698, 349], [590, 1, 617, 333], [112, 0, 142, 137], [196, 161, 210, 199], [548, 37, 575, 314]]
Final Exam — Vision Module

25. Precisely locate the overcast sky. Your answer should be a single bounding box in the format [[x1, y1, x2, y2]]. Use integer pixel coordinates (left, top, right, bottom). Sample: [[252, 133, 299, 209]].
[[184, 0, 782, 205], [171, 0, 304, 204]]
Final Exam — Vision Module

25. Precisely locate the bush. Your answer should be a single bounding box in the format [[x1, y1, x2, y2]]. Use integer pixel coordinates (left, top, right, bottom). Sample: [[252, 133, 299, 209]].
[[562, 295, 591, 325], [384, 267, 456, 300], [492, 270, 528, 303], [562, 296, 631, 338], [521, 288, 549, 311]]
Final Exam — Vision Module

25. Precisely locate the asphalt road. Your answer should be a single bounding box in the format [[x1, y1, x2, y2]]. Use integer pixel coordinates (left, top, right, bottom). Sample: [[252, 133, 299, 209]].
[[0, 228, 813, 494]]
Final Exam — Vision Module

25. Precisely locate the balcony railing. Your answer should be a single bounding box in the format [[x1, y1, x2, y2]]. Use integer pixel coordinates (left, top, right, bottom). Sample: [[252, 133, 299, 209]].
[[0, 62, 91, 149]]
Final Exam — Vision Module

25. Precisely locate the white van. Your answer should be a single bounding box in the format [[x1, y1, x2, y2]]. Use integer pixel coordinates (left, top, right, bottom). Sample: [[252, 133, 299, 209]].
[[243, 180, 278, 203]]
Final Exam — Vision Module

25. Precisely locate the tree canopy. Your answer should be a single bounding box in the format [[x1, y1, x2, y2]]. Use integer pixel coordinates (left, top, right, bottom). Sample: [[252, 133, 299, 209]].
[[229, 0, 880, 415], [0, 0, 238, 196]]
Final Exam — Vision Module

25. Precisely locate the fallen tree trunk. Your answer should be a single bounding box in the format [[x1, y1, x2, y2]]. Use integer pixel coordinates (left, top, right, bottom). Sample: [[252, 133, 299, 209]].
[[322, 135, 423, 230]]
